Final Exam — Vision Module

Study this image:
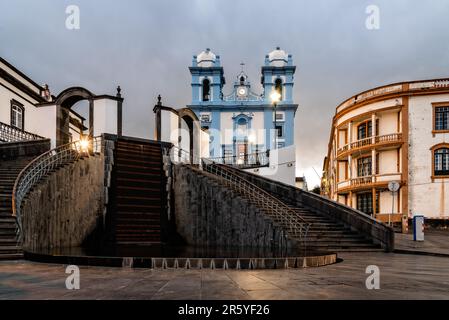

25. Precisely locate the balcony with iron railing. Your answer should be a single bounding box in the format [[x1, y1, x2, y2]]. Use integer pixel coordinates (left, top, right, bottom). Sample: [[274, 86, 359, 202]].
[[336, 133, 403, 159], [0, 121, 45, 143], [336, 172, 403, 193], [206, 150, 270, 169]]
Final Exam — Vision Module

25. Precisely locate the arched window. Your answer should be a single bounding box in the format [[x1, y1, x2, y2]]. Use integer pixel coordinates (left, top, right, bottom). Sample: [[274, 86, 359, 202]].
[[202, 79, 210, 101], [10, 101, 24, 130], [434, 147, 449, 176], [237, 117, 248, 134], [274, 78, 283, 100], [240, 76, 245, 84]]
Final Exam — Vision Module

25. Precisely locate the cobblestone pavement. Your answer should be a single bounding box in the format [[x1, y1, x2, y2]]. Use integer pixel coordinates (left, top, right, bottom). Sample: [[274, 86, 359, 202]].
[[1, 252, 449, 300]]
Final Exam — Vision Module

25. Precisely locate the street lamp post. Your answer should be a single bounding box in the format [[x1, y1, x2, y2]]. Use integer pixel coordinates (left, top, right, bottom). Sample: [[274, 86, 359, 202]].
[[270, 91, 281, 150]]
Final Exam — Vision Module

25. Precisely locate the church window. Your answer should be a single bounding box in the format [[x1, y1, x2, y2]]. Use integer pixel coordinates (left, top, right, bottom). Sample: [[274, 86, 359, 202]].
[[275, 125, 283, 138], [202, 79, 210, 101], [274, 78, 283, 99]]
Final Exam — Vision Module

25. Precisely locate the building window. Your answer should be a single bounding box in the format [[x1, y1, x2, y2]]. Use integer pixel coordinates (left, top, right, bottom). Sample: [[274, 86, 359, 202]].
[[357, 193, 373, 216], [435, 106, 449, 131], [236, 117, 248, 137], [200, 113, 211, 122], [275, 113, 284, 121], [10, 101, 24, 130], [277, 142, 285, 149], [357, 121, 372, 140], [357, 156, 372, 177], [434, 148, 449, 176], [275, 125, 283, 138], [202, 79, 210, 101], [274, 78, 283, 100]]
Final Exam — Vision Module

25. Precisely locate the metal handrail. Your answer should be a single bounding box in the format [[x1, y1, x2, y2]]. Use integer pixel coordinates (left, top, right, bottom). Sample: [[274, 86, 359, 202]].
[[202, 159, 310, 240], [0, 121, 45, 143], [164, 145, 310, 243], [12, 136, 103, 239], [206, 150, 270, 169]]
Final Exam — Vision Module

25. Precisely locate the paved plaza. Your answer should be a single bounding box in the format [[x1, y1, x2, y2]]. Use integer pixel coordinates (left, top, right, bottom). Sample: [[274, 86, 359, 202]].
[[1, 251, 448, 300]]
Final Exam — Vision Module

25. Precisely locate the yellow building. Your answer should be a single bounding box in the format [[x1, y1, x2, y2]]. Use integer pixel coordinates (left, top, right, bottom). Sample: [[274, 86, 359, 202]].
[[323, 78, 449, 231]]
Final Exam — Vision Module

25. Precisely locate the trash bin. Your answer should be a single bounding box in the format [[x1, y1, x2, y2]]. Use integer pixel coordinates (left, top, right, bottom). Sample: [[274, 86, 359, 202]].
[[413, 215, 425, 241]]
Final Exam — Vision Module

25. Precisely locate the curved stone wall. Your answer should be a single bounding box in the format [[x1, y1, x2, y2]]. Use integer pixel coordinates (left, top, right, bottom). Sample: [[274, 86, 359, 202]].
[[173, 164, 296, 250], [21, 155, 105, 252]]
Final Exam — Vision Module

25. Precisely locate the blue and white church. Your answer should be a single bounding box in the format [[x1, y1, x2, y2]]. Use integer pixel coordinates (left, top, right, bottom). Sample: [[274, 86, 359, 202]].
[[188, 47, 298, 162]]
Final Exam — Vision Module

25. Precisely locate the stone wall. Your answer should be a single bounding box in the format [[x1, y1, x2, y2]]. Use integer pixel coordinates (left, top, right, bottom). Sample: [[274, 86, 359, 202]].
[[21, 155, 105, 252], [172, 164, 294, 250]]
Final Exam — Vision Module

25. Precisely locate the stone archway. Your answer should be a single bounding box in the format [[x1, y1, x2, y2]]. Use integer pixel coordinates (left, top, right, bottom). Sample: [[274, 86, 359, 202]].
[[55, 87, 94, 146], [177, 108, 200, 164]]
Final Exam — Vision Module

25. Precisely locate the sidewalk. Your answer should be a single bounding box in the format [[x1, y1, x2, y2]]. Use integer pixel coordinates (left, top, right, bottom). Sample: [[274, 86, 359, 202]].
[[395, 230, 449, 257]]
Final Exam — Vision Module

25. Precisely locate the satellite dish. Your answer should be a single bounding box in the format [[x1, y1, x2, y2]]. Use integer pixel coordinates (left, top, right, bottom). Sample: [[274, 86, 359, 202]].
[[388, 181, 400, 192]]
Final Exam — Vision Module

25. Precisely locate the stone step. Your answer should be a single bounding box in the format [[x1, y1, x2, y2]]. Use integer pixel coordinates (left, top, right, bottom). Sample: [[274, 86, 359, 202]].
[[116, 142, 161, 150], [0, 216, 15, 222], [115, 152, 161, 160], [115, 226, 161, 232], [114, 158, 162, 168], [0, 238, 17, 245], [116, 203, 161, 213], [0, 223, 16, 230], [0, 245, 21, 252], [0, 253, 23, 260], [115, 163, 163, 174], [117, 196, 162, 206], [116, 217, 161, 225], [116, 177, 162, 188], [115, 170, 162, 180]]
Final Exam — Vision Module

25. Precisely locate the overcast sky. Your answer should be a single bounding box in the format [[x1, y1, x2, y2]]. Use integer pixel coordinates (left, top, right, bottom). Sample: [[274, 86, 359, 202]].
[[1, 0, 449, 187]]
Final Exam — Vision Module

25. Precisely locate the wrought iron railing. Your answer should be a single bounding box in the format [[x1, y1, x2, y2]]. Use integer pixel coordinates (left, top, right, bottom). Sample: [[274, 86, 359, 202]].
[[207, 150, 269, 169], [201, 159, 311, 242], [0, 121, 45, 143], [12, 137, 102, 239], [165, 145, 310, 243], [337, 133, 403, 156]]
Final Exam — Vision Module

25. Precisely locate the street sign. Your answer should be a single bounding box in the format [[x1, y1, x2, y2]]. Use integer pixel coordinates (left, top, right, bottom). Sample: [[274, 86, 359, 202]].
[[388, 181, 400, 192], [387, 181, 400, 226]]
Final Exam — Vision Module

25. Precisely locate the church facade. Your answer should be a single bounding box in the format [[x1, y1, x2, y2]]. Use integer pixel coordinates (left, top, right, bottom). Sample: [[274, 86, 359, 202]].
[[188, 48, 298, 160]]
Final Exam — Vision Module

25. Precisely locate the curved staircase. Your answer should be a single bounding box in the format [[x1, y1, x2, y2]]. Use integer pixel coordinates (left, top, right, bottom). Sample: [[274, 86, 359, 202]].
[[0, 156, 36, 259], [202, 163, 387, 252]]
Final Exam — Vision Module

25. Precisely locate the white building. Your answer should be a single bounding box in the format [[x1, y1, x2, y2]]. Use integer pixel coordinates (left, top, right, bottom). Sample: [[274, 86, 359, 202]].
[[1, 56, 122, 147], [0, 57, 85, 143], [323, 78, 449, 230]]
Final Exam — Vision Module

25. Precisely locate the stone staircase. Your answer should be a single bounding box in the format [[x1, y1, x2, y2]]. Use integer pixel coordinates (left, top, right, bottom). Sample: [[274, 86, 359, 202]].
[[112, 139, 164, 244], [285, 205, 382, 251], [207, 165, 383, 252], [0, 157, 35, 260]]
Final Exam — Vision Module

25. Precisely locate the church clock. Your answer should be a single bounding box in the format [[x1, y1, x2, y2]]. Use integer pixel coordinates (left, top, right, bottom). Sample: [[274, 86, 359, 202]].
[[237, 86, 247, 98]]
